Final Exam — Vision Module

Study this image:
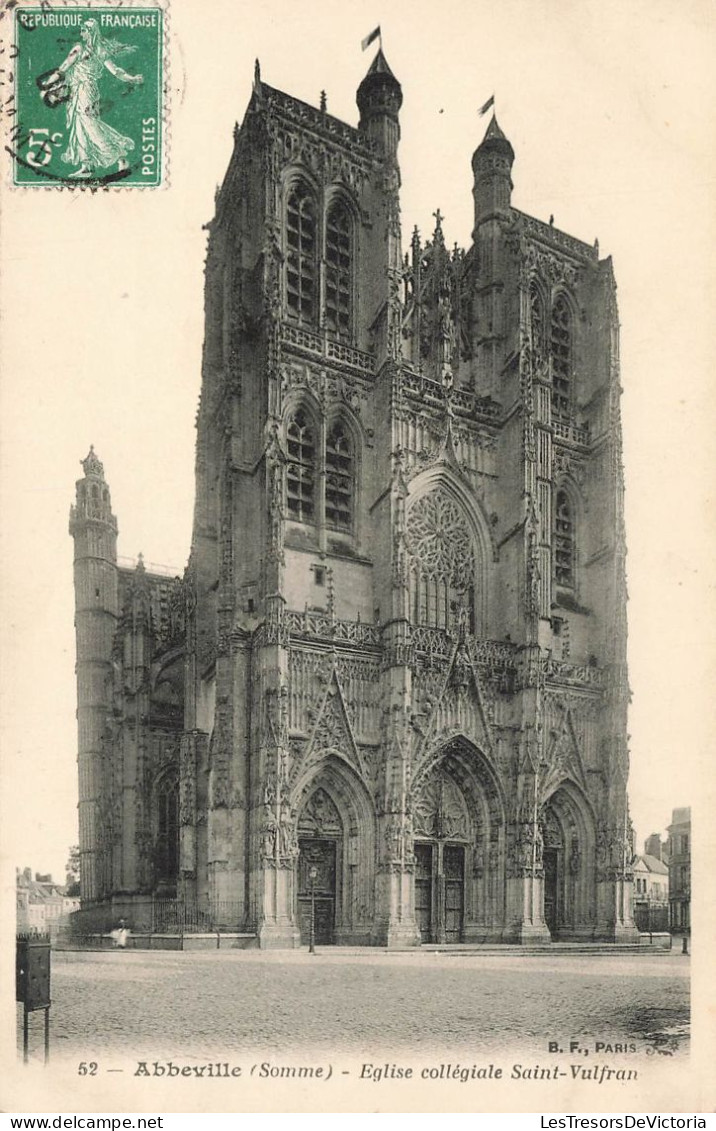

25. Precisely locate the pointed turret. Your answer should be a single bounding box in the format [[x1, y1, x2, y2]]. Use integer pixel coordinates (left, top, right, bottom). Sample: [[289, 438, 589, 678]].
[[472, 113, 515, 232], [357, 48, 403, 158]]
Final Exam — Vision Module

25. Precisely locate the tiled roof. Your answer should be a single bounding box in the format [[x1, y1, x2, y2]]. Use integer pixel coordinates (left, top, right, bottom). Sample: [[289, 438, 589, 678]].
[[636, 853, 669, 876]]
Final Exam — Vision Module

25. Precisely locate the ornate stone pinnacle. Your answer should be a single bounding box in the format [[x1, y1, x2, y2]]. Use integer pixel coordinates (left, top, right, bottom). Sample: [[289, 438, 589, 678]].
[[81, 445, 104, 480]]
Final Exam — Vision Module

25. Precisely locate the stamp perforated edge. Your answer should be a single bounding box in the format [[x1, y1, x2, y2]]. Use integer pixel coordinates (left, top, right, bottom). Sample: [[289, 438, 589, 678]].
[[1, 0, 171, 191]]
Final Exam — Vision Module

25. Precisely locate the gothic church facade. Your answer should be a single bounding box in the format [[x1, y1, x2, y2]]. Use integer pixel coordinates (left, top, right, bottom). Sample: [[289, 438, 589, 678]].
[[71, 51, 637, 946]]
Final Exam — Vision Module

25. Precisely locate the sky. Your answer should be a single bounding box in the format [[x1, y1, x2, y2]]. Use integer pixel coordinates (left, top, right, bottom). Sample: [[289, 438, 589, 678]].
[[1, 0, 714, 888]]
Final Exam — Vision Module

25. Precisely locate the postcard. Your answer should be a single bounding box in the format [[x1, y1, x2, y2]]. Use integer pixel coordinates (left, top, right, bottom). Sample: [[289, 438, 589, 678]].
[[1, 0, 714, 1116]]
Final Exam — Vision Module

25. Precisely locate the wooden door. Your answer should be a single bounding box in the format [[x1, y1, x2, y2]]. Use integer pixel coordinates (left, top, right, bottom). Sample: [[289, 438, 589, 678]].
[[543, 847, 559, 935], [414, 842, 433, 943], [443, 844, 464, 943], [298, 838, 337, 945]]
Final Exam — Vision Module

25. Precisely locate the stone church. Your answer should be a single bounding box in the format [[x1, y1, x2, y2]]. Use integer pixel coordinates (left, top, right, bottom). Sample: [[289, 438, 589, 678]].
[[70, 49, 637, 946]]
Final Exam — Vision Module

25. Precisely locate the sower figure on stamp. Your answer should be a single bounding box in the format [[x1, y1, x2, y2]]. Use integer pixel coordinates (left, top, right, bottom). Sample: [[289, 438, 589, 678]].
[[42, 19, 143, 178]]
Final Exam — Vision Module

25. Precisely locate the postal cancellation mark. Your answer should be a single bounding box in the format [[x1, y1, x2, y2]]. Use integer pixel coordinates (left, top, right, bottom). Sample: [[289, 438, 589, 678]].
[[12, 5, 164, 187]]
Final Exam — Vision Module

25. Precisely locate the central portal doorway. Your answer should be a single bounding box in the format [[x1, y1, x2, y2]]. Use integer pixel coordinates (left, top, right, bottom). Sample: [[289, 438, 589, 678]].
[[297, 838, 337, 945], [414, 841, 465, 943]]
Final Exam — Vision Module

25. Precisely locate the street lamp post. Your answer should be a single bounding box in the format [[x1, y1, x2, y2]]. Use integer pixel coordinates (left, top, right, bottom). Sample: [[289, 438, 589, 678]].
[[308, 865, 318, 955]]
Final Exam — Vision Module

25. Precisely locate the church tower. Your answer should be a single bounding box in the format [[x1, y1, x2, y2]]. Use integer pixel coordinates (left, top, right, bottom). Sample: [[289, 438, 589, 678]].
[[69, 448, 119, 905], [71, 50, 637, 947]]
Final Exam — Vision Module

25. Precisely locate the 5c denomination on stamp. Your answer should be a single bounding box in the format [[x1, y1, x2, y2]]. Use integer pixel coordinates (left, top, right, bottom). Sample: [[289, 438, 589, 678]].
[[12, 4, 165, 187]]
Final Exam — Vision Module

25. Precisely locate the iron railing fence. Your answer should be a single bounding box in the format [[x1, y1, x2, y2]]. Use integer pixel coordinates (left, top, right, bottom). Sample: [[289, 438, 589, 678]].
[[66, 899, 245, 938], [150, 900, 243, 934]]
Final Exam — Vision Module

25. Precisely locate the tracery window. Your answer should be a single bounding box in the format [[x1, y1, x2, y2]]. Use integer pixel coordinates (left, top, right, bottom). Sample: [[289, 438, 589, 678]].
[[155, 775, 179, 883], [286, 409, 316, 522], [550, 295, 572, 417], [406, 489, 476, 631], [286, 182, 317, 326], [325, 202, 352, 339], [325, 419, 354, 531], [554, 489, 575, 588]]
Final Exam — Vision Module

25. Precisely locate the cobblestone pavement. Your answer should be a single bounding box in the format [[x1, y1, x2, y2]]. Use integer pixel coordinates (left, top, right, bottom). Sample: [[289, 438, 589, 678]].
[[21, 948, 689, 1064]]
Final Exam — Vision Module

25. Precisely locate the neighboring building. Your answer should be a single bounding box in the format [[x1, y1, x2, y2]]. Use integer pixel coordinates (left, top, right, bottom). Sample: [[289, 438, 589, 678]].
[[69, 50, 636, 946], [16, 868, 80, 936], [644, 831, 668, 863], [667, 807, 691, 932], [632, 848, 669, 933]]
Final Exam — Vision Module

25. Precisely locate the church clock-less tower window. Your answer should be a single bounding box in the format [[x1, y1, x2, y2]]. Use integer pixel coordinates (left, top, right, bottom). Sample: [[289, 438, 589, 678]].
[[286, 408, 316, 522], [550, 294, 573, 417], [325, 419, 354, 530], [325, 201, 353, 340], [554, 489, 575, 589], [286, 181, 317, 326]]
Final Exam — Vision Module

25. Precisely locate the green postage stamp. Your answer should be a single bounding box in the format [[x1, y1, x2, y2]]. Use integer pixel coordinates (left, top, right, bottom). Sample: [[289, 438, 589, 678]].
[[12, 5, 164, 187]]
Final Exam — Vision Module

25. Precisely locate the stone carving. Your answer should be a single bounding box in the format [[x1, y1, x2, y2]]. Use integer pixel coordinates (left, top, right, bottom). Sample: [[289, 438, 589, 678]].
[[450, 640, 471, 690], [208, 700, 231, 809], [179, 734, 197, 827], [523, 239, 581, 290], [413, 767, 470, 841], [278, 785, 299, 864], [311, 684, 352, 753], [553, 450, 587, 485], [508, 823, 535, 876], [260, 782, 279, 863], [264, 421, 285, 566], [298, 787, 342, 836], [538, 702, 589, 801], [380, 811, 414, 872], [542, 807, 563, 850], [81, 444, 105, 480]]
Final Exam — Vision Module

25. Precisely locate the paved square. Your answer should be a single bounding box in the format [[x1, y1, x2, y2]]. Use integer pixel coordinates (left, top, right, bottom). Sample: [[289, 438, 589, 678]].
[[21, 948, 689, 1064]]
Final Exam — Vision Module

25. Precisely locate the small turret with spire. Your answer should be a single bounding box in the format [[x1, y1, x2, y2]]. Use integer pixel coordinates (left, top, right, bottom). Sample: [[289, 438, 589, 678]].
[[357, 47, 403, 158], [472, 113, 515, 233]]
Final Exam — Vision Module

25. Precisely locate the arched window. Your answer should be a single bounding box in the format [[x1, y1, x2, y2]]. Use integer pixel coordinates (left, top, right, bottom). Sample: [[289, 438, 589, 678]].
[[325, 419, 354, 531], [550, 295, 572, 417], [554, 489, 575, 588], [530, 281, 545, 359], [325, 202, 352, 339], [286, 408, 316, 522], [286, 182, 317, 325], [155, 775, 179, 884], [406, 489, 477, 631]]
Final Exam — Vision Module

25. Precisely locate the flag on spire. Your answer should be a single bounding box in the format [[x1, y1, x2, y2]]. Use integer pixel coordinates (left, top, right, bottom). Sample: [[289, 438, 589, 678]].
[[478, 94, 495, 116], [361, 25, 381, 51]]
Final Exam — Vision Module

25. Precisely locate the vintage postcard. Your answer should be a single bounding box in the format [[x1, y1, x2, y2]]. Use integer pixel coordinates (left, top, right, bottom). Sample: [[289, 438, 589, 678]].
[[1, 0, 714, 1118]]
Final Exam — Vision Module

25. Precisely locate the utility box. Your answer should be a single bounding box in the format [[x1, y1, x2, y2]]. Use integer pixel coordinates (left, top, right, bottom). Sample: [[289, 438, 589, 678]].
[[16, 935, 51, 1011]]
